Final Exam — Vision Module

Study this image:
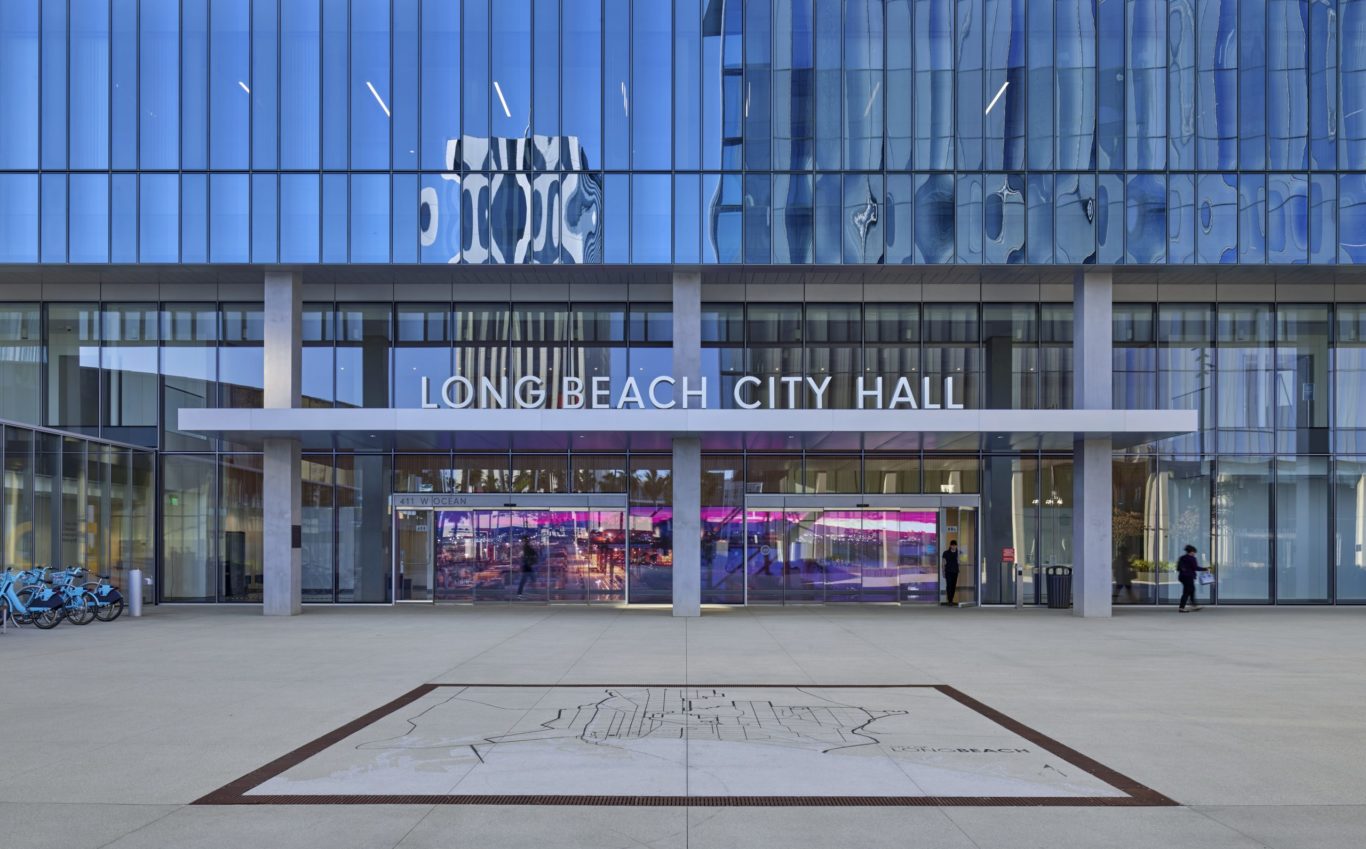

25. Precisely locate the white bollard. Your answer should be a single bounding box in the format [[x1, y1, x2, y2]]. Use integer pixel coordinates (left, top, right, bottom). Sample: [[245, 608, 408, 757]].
[[129, 569, 143, 617]]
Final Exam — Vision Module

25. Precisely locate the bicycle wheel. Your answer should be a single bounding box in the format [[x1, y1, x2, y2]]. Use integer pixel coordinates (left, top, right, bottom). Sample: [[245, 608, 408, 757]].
[[13, 588, 37, 625], [94, 596, 125, 622], [30, 605, 63, 630], [65, 595, 96, 625]]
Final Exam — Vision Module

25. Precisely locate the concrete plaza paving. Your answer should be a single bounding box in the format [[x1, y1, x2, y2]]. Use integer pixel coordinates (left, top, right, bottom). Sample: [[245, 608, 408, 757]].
[[1, 603, 1363, 848]]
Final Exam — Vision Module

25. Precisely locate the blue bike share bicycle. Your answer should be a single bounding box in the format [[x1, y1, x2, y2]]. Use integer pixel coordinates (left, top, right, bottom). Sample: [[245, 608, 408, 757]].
[[0, 568, 66, 630]]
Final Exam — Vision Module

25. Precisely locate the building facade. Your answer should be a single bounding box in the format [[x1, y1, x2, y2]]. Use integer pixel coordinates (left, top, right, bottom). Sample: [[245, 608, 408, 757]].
[[2, 0, 1365, 614]]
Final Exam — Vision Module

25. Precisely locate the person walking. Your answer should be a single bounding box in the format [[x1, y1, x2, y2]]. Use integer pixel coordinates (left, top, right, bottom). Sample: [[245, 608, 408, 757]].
[[942, 540, 961, 606], [516, 536, 537, 598], [1177, 544, 1208, 612]]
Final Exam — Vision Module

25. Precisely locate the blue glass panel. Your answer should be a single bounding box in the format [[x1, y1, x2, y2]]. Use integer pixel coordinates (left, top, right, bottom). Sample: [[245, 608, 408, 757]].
[[210, 0, 250, 169], [773, 173, 814, 263], [1025, 0, 1053, 170], [393, 0, 418, 170], [210, 174, 249, 263], [674, 0, 702, 169], [983, 0, 1025, 170], [350, 174, 389, 263], [492, 0, 531, 140], [636, 0, 674, 170], [392, 174, 418, 264], [281, 0, 320, 169], [913, 173, 955, 263], [251, 167, 279, 262], [420, 0, 459, 170], [633, 174, 673, 263], [604, 0, 630, 169], [605, 173, 629, 262], [1097, 173, 1125, 264], [252, 0, 278, 169], [111, 174, 136, 262], [981, 173, 1025, 264], [701, 0, 723, 169], [180, 174, 206, 263], [1344, 0, 1366, 168], [70, 0, 109, 169], [1098, 0, 1124, 169], [461, 171, 489, 262], [1267, 174, 1309, 264], [814, 0, 841, 170], [1126, 173, 1167, 263], [322, 0, 348, 169], [1168, 172, 1197, 263], [41, 0, 66, 169], [533, 0, 559, 145], [419, 172, 461, 263], [40, 174, 65, 262], [1169, 0, 1197, 168], [743, 0, 771, 170], [885, 173, 914, 263], [674, 173, 701, 262], [0, 175, 38, 262], [1196, 172, 1238, 263], [718, 0, 742, 169], [1239, 173, 1266, 263], [488, 171, 529, 263], [281, 174, 320, 263], [463, 0, 490, 166], [0, 2, 39, 168], [1339, 175, 1366, 262], [111, 0, 136, 168], [957, 173, 984, 263], [1026, 173, 1054, 264], [709, 173, 744, 263], [1309, 174, 1335, 263], [846, 0, 883, 170], [955, 0, 984, 170], [887, 0, 913, 169], [743, 173, 771, 263], [1056, 0, 1097, 169], [1239, 0, 1266, 168], [1308, 0, 1336, 169], [1267, 0, 1309, 169], [812, 172, 842, 263], [70, 174, 109, 263], [351, 0, 390, 170], [182, 0, 208, 170], [846, 174, 884, 263], [702, 173, 721, 262], [564, 0, 601, 168], [139, 174, 178, 263], [1055, 173, 1097, 263], [1196, 0, 1237, 169], [1127, 0, 1166, 169]]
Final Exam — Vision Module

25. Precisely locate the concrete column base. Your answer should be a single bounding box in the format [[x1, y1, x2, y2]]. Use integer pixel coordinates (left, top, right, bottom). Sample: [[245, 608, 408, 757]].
[[1073, 437, 1113, 618], [671, 437, 701, 617], [263, 437, 302, 616]]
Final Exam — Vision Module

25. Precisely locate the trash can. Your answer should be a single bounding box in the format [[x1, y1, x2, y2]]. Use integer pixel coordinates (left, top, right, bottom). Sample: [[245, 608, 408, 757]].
[[1045, 566, 1072, 609]]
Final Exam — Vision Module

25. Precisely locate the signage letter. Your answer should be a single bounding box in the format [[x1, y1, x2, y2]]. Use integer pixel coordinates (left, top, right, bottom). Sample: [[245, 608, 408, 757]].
[[480, 376, 509, 408], [562, 376, 585, 409], [616, 376, 644, 409], [805, 375, 832, 409], [945, 376, 964, 409], [856, 376, 884, 409], [441, 376, 474, 408], [889, 376, 918, 409], [420, 376, 439, 409], [733, 376, 761, 410], [921, 376, 941, 410], [648, 376, 676, 409], [780, 375, 803, 409], [590, 376, 612, 409], [680, 376, 707, 409], [513, 376, 545, 408]]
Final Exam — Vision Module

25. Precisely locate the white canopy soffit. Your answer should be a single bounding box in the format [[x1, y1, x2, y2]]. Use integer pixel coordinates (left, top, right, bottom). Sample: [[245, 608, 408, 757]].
[[179, 408, 1198, 452]]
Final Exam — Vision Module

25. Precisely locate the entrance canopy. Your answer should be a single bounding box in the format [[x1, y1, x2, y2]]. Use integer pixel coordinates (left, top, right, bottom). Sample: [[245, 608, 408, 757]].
[[179, 407, 1197, 452]]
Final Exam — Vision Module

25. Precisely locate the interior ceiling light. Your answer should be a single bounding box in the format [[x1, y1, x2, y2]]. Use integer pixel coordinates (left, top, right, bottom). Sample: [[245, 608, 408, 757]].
[[985, 81, 1009, 115], [366, 81, 391, 118], [493, 81, 512, 119]]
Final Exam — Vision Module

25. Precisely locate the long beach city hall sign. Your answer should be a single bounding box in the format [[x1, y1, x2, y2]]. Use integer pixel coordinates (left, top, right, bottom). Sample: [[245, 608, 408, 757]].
[[418, 374, 965, 410]]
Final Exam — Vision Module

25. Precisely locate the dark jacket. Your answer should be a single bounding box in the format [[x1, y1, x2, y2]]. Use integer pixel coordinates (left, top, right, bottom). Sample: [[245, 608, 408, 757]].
[[520, 543, 536, 570], [943, 549, 960, 572], [1177, 553, 1207, 581]]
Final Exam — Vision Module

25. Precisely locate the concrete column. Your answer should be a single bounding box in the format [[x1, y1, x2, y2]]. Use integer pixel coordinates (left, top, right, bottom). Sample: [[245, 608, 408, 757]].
[[671, 271, 702, 617], [1072, 270, 1112, 618], [263, 271, 303, 616]]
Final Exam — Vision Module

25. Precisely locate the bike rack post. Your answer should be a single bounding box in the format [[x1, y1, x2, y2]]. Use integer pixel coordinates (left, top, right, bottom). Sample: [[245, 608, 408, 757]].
[[129, 569, 143, 617]]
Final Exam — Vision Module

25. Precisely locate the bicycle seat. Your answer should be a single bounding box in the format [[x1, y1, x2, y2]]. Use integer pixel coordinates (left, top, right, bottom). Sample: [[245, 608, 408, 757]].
[[98, 574, 111, 580]]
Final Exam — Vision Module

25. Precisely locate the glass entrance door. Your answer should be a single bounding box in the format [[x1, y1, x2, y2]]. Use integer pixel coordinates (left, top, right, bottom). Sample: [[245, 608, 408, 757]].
[[745, 507, 943, 604], [395, 509, 433, 601]]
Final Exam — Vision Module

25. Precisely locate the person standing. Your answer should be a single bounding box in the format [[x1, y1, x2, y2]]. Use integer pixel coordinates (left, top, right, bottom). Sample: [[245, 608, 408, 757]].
[[516, 536, 537, 598], [1177, 544, 1208, 612], [942, 540, 961, 606]]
